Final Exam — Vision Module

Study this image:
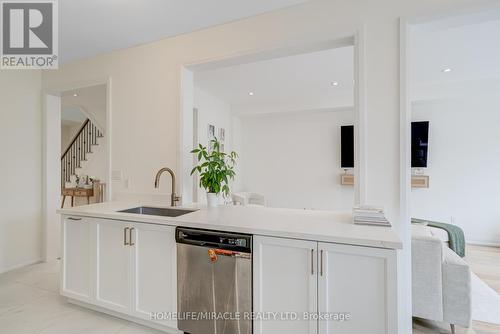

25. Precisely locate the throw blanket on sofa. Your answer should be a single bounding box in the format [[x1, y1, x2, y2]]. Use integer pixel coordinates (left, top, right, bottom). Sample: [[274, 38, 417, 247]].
[[411, 218, 466, 257]]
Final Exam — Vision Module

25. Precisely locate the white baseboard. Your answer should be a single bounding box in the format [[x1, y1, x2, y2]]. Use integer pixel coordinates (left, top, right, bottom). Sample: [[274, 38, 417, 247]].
[[0, 259, 43, 275], [467, 240, 500, 248]]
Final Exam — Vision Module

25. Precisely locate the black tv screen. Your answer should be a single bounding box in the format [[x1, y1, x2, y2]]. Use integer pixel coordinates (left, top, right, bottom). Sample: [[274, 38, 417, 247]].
[[341, 125, 354, 168], [411, 121, 429, 168]]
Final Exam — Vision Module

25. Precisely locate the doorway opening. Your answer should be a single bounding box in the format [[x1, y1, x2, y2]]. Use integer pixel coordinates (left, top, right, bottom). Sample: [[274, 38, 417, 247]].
[[60, 85, 108, 208], [180, 37, 364, 211], [43, 82, 111, 262], [402, 6, 500, 333]]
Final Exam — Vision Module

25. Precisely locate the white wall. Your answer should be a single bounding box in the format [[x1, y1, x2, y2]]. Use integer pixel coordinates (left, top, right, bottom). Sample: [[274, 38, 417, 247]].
[[238, 109, 354, 210], [0, 71, 42, 273], [193, 86, 234, 203], [411, 79, 500, 245], [41, 0, 493, 330], [61, 121, 83, 152], [194, 87, 233, 152]]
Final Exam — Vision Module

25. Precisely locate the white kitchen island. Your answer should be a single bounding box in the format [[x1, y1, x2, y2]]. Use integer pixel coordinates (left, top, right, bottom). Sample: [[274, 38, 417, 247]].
[[58, 202, 402, 334]]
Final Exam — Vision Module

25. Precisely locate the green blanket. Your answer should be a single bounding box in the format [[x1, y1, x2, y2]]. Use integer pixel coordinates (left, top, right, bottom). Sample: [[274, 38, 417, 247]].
[[412, 218, 466, 257]]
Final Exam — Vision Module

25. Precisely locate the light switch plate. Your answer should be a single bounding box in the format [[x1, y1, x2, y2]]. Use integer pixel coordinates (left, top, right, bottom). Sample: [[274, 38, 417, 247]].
[[111, 170, 123, 181]]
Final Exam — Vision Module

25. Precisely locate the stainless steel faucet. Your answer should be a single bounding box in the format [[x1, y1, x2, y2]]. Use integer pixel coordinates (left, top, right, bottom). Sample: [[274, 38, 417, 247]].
[[154, 167, 181, 207]]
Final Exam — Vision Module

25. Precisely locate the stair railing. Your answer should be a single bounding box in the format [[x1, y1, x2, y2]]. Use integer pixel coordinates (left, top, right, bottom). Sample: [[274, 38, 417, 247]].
[[61, 119, 103, 188]]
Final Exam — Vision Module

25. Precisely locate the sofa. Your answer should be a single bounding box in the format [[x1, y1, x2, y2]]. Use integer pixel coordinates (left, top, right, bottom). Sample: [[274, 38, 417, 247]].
[[411, 224, 472, 333]]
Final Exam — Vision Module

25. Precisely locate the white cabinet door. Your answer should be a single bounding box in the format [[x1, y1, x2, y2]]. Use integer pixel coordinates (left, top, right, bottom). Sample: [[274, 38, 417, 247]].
[[130, 223, 177, 329], [95, 219, 132, 313], [318, 243, 397, 334], [61, 216, 92, 302], [253, 236, 318, 334]]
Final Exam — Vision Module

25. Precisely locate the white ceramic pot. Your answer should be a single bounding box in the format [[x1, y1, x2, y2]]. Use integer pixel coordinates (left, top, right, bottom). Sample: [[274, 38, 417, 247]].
[[206, 192, 219, 207]]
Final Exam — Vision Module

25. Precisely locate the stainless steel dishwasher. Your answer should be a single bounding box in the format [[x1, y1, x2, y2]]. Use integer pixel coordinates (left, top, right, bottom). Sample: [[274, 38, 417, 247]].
[[176, 227, 252, 334]]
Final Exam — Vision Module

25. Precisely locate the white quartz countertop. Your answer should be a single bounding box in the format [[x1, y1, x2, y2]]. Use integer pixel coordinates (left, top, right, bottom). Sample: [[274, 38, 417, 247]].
[[57, 201, 402, 250]]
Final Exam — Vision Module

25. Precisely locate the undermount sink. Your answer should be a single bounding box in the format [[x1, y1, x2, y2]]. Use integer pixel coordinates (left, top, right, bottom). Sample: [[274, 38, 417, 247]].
[[118, 206, 197, 217]]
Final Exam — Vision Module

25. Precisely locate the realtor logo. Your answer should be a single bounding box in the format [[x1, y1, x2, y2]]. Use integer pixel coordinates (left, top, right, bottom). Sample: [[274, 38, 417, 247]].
[[1, 0, 58, 69]]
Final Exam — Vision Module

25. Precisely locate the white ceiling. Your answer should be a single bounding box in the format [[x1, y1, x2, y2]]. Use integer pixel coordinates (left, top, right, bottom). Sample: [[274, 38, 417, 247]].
[[194, 46, 355, 115], [59, 0, 307, 63], [194, 11, 500, 114], [411, 11, 500, 87]]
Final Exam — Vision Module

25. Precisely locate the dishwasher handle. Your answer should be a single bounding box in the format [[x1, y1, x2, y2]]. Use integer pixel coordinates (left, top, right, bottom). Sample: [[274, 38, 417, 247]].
[[208, 248, 251, 262]]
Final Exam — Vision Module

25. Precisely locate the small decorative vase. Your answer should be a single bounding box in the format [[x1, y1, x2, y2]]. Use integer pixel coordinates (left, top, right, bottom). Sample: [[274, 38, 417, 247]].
[[206, 192, 219, 207]]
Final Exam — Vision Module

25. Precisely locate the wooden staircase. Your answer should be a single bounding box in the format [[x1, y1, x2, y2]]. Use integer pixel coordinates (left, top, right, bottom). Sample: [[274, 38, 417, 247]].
[[61, 119, 103, 187]]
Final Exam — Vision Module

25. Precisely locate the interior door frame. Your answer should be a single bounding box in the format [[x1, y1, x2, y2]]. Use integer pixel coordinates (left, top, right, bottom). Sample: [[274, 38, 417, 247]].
[[399, 4, 500, 332], [42, 77, 112, 262], [178, 31, 367, 206]]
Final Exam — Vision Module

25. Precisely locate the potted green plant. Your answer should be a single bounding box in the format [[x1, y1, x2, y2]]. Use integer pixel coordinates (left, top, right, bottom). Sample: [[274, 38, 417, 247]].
[[190, 138, 238, 207]]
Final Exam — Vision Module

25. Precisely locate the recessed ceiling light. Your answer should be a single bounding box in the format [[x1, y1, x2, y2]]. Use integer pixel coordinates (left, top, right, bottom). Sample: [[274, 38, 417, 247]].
[[331, 81, 339, 86], [73, 93, 78, 97], [442, 68, 452, 73], [248, 92, 254, 96]]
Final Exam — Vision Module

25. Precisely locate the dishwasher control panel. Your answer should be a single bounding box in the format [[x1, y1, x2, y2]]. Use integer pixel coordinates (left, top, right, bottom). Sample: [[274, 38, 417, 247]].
[[176, 227, 252, 253], [220, 237, 247, 247]]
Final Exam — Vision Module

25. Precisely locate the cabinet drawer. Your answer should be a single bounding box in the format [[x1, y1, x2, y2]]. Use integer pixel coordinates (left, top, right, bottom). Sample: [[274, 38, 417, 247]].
[[62, 189, 73, 196], [75, 189, 93, 196]]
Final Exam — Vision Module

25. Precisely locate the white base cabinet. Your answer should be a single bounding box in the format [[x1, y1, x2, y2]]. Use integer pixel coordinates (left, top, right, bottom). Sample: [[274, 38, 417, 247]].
[[318, 242, 397, 334], [253, 236, 398, 334], [131, 222, 177, 329], [95, 218, 132, 313], [61, 216, 93, 302], [253, 236, 318, 334], [62, 215, 398, 334], [61, 216, 178, 332]]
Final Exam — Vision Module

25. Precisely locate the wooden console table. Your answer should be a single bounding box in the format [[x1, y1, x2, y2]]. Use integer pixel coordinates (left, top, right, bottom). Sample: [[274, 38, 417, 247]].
[[61, 188, 94, 208]]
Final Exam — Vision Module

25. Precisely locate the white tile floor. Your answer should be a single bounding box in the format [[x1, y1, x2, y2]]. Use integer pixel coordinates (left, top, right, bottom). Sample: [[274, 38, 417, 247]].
[[1, 260, 489, 334], [0, 261, 165, 334]]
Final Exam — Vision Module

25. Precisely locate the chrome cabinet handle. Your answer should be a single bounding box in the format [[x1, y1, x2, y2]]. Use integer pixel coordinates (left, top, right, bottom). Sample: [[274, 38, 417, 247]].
[[311, 249, 314, 275], [124, 227, 130, 246], [320, 249, 324, 276], [129, 228, 135, 246], [67, 217, 82, 221]]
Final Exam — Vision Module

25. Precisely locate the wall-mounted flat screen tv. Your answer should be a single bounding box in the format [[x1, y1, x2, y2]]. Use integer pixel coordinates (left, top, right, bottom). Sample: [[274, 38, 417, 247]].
[[341, 125, 354, 168], [411, 121, 429, 168]]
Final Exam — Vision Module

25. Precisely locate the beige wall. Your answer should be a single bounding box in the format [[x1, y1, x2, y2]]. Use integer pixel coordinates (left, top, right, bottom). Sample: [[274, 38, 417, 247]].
[[41, 0, 493, 329], [0, 71, 42, 273], [42, 0, 491, 217]]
